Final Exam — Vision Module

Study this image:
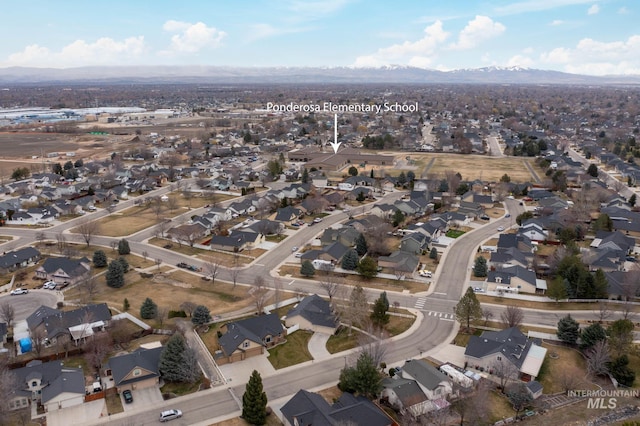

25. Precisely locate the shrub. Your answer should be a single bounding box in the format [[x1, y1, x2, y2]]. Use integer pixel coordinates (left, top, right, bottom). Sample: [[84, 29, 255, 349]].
[[168, 310, 187, 319]]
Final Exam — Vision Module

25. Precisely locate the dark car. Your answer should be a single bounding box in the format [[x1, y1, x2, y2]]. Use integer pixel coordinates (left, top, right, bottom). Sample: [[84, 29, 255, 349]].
[[626, 256, 637, 262], [480, 215, 490, 220], [122, 389, 133, 403], [176, 262, 188, 268]]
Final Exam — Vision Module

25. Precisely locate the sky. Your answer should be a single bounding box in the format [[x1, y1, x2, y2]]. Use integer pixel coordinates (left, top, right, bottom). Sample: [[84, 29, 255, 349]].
[[0, 0, 638, 75]]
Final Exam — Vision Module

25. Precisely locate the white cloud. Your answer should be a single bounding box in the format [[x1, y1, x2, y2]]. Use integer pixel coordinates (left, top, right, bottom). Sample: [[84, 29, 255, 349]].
[[353, 20, 449, 67], [495, 0, 595, 16], [549, 19, 564, 26], [162, 20, 226, 54], [246, 23, 308, 41], [618, 7, 629, 14], [507, 54, 535, 68], [450, 16, 506, 50], [4, 37, 145, 67], [541, 35, 640, 74], [587, 4, 600, 15], [408, 56, 433, 68]]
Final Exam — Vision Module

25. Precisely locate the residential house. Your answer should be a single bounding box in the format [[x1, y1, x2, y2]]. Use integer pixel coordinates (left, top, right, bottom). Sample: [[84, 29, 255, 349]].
[[216, 313, 286, 365], [281, 389, 395, 426], [8, 360, 84, 412], [591, 231, 635, 254], [35, 257, 91, 285], [168, 222, 208, 246], [400, 232, 430, 255], [228, 198, 257, 217], [320, 227, 360, 248], [228, 230, 264, 249], [378, 251, 420, 275], [497, 234, 533, 253], [486, 266, 545, 294], [245, 219, 284, 235], [106, 346, 163, 392], [457, 201, 484, 219], [273, 206, 303, 225], [27, 303, 111, 343], [285, 294, 338, 334], [518, 220, 549, 242], [381, 359, 452, 417], [319, 241, 350, 264], [464, 327, 547, 381], [0, 247, 40, 272], [369, 203, 397, 220]]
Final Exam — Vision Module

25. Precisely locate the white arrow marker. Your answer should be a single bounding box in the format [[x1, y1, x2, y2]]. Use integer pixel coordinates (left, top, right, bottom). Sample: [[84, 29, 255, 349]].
[[330, 113, 341, 154]]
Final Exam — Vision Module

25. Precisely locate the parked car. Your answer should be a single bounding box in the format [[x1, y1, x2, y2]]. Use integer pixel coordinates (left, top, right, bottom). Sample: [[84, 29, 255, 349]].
[[10, 288, 28, 295], [626, 256, 637, 262], [122, 389, 133, 403], [313, 217, 323, 223], [291, 246, 298, 252], [419, 270, 433, 278], [159, 409, 183, 422], [497, 226, 505, 232], [480, 215, 490, 220], [473, 287, 485, 293], [294, 253, 303, 258], [176, 262, 188, 268], [42, 281, 57, 290], [505, 213, 511, 218]]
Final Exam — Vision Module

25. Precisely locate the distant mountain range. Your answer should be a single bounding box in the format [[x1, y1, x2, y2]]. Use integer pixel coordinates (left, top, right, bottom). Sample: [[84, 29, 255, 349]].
[[0, 65, 638, 85]]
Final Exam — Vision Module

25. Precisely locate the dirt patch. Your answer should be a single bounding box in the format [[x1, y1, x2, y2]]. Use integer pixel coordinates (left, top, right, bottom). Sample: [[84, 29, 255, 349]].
[[152, 273, 193, 288]]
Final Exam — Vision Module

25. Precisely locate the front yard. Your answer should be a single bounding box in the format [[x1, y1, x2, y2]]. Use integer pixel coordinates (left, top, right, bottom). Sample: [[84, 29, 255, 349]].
[[267, 330, 313, 369]]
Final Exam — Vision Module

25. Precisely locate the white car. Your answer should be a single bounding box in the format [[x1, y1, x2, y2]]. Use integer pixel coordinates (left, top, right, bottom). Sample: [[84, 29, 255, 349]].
[[10, 288, 29, 295], [294, 253, 303, 258], [419, 270, 433, 278], [42, 281, 57, 290], [497, 226, 505, 232], [291, 246, 298, 252], [313, 217, 323, 223]]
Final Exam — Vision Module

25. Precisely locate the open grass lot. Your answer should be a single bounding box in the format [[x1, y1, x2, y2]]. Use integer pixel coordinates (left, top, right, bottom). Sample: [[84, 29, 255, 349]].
[[487, 390, 517, 423], [385, 313, 416, 336], [446, 229, 466, 238], [476, 294, 640, 313], [278, 265, 428, 293], [65, 268, 254, 325], [327, 328, 364, 354], [538, 341, 593, 394], [268, 330, 313, 369], [147, 237, 255, 266], [413, 153, 542, 182]]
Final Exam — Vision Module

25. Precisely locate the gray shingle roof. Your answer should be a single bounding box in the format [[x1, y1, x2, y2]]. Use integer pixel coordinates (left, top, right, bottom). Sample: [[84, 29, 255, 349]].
[[286, 294, 337, 328], [401, 359, 449, 391], [107, 346, 163, 386], [219, 313, 284, 356], [465, 327, 534, 369], [41, 369, 85, 403], [0, 247, 40, 269]]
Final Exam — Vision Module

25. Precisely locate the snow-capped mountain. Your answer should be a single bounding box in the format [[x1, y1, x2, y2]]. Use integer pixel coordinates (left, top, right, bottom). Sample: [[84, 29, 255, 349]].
[[0, 65, 638, 85]]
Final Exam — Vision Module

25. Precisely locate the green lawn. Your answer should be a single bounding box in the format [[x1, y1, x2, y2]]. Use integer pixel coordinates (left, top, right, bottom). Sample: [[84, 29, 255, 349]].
[[446, 229, 466, 238], [385, 313, 416, 336], [161, 378, 203, 397], [326, 327, 361, 354], [268, 330, 313, 369]]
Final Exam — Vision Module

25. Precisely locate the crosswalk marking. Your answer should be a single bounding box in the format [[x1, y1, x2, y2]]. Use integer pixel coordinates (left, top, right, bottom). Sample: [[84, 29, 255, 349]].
[[416, 304, 454, 320], [414, 297, 426, 309]]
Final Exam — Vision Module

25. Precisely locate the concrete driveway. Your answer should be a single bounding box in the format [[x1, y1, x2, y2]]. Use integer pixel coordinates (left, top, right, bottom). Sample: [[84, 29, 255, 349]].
[[219, 353, 276, 384], [122, 386, 163, 412], [307, 332, 331, 360], [46, 399, 107, 426]]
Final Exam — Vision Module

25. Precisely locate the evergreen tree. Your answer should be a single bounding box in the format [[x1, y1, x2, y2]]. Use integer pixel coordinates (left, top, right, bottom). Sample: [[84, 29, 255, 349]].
[[348, 166, 358, 176], [429, 247, 438, 260], [371, 293, 390, 326], [118, 239, 131, 255], [242, 370, 268, 426], [609, 355, 636, 387], [301, 168, 309, 183], [300, 260, 315, 277], [630, 194, 637, 207], [406, 170, 415, 182], [455, 287, 482, 330], [592, 269, 609, 299], [92, 250, 107, 268], [593, 213, 613, 232], [123, 298, 130, 312], [473, 256, 488, 277], [356, 257, 378, 279], [608, 319, 634, 357], [338, 352, 382, 399], [580, 323, 607, 350], [117, 256, 129, 273], [587, 163, 599, 177], [140, 297, 158, 319], [547, 276, 568, 302], [379, 291, 390, 312], [192, 305, 212, 326], [106, 260, 125, 288], [159, 333, 187, 382], [370, 169, 374, 178], [355, 233, 368, 256], [341, 249, 359, 270], [356, 191, 365, 202], [392, 209, 405, 227], [557, 314, 580, 345], [397, 171, 407, 187]]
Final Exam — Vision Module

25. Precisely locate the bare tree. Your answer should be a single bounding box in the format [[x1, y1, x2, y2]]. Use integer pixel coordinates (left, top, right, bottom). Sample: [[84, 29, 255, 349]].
[[595, 301, 612, 323], [79, 273, 99, 303], [180, 301, 197, 317], [109, 319, 133, 348], [150, 196, 164, 219], [500, 305, 524, 328], [110, 240, 118, 252], [358, 325, 388, 368], [84, 333, 113, 374], [77, 219, 100, 247], [35, 231, 47, 246], [319, 270, 341, 303], [490, 357, 519, 393], [586, 339, 610, 377], [203, 255, 221, 284], [155, 258, 162, 270], [273, 277, 283, 310], [166, 196, 179, 213], [394, 269, 405, 280], [56, 231, 67, 253], [141, 250, 149, 262], [341, 285, 369, 335], [230, 253, 241, 288], [482, 308, 494, 326], [0, 303, 15, 328], [558, 365, 584, 392], [0, 359, 17, 423], [155, 219, 171, 238], [251, 276, 270, 314], [31, 328, 47, 357], [156, 307, 169, 327]]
